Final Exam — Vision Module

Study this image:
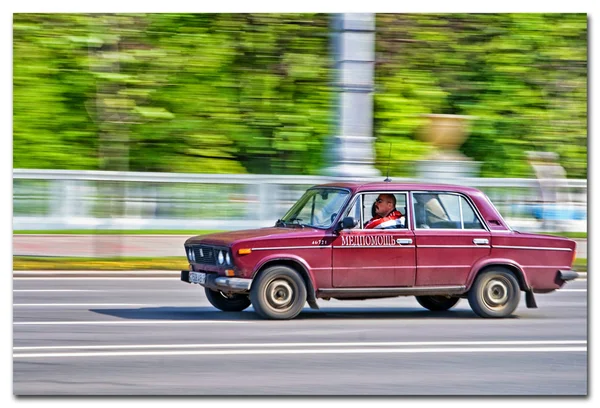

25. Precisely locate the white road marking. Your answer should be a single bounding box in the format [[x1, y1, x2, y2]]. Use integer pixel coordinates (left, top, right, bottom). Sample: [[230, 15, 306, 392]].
[[13, 320, 248, 325], [13, 346, 587, 359], [13, 304, 152, 307], [13, 277, 176, 280], [13, 289, 186, 292], [13, 339, 587, 351], [13, 289, 102, 292]]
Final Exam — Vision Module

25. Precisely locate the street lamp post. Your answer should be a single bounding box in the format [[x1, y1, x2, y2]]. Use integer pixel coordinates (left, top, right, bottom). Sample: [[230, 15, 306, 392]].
[[324, 13, 380, 178]]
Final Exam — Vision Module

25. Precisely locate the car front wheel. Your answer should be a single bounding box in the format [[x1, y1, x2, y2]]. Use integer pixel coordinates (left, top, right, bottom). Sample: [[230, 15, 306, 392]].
[[205, 287, 251, 312], [468, 268, 521, 318], [415, 295, 460, 311], [250, 265, 307, 320]]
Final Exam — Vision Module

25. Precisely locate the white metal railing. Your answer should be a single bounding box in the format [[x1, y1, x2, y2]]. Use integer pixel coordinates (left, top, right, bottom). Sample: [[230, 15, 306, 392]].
[[12, 169, 587, 232]]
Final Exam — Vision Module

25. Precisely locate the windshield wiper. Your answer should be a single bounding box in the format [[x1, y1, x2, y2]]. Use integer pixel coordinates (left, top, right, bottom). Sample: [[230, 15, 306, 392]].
[[289, 217, 306, 228], [276, 217, 305, 228]]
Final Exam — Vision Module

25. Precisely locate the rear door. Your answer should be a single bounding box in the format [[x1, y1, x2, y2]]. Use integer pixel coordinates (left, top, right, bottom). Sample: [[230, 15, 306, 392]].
[[332, 192, 416, 287], [412, 191, 491, 286]]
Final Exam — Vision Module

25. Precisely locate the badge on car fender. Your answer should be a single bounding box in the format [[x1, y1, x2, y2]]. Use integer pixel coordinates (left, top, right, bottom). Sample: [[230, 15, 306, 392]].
[[341, 235, 396, 246]]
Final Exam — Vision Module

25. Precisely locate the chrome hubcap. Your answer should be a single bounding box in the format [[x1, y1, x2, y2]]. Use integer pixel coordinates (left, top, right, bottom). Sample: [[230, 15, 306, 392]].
[[267, 279, 294, 309], [483, 278, 509, 309]]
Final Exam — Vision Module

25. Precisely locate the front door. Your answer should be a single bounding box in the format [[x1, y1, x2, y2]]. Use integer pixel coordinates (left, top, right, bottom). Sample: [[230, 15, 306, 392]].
[[332, 192, 416, 287]]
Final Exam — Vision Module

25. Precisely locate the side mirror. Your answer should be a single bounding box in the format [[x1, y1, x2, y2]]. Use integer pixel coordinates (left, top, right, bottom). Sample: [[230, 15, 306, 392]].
[[338, 216, 358, 231]]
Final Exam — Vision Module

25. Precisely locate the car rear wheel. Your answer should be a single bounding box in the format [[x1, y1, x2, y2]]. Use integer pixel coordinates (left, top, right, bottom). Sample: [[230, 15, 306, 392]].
[[468, 268, 521, 318], [415, 295, 460, 311], [205, 287, 251, 312], [250, 265, 307, 320]]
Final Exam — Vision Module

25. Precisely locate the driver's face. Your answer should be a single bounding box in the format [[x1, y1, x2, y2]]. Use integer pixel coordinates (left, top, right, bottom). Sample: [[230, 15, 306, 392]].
[[374, 195, 393, 217]]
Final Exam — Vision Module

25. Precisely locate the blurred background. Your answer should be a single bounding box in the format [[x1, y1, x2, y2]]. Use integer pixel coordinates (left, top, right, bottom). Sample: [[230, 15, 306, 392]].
[[12, 13, 587, 252]]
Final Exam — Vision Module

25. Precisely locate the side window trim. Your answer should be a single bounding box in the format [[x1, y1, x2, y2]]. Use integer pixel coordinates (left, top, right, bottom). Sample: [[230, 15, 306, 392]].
[[411, 191, 489, 232], [459, 195, 464, 229], [340, 194, 363, 230], [358, 194, 364, 228], [358, 191, 409, 230]]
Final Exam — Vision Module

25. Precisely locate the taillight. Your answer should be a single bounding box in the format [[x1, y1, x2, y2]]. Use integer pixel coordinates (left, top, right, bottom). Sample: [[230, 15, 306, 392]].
[[572, 249, 577, 266]]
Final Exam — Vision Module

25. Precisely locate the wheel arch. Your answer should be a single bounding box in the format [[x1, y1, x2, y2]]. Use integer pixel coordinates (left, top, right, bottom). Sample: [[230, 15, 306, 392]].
[[467, 260, 529, 292], [253, 257, 318, 309]]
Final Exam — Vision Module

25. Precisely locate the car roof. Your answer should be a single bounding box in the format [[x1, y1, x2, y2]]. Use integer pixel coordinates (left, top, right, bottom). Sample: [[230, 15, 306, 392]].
[[314, 181, 483, 195]]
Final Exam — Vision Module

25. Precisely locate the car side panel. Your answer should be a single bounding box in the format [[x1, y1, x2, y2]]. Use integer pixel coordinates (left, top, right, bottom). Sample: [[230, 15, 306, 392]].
[[252, 253, 326, 290], [232, 235, 333, 289], [490, 233, 576, 290]]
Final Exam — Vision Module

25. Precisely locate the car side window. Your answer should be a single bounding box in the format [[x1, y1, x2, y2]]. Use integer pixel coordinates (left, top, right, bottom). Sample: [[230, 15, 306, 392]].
[[361, 192, 408, 229], [432, 194, 461, 229], [362, 193, 379, 224], [439, 194, 461, 222], [413, 192, 484, 230], [461, 196, 485, 230]]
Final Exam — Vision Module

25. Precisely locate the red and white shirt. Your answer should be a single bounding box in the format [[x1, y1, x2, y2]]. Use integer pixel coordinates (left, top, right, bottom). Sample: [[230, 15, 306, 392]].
[[364, 209, 405, 229]]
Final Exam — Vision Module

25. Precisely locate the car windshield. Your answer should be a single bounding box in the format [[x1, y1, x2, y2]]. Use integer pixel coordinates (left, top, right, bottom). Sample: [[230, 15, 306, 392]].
[[277, 188, 350, 229]]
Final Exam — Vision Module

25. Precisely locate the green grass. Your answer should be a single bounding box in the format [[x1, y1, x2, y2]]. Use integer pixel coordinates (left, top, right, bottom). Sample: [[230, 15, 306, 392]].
[[573, 258, 587, 272], [538, 231, 587, 239], [13, 256, 189, 271], [13, 229, 226, 235]]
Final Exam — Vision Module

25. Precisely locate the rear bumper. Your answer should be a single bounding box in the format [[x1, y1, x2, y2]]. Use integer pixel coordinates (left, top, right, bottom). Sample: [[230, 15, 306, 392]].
[[558, 270, 579, 281], [181, 271, 252, 293]]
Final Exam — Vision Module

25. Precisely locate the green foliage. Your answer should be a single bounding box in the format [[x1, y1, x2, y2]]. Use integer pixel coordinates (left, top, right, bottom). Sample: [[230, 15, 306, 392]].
[[13, 13, 587, 178], [375, 13, 587, 178]]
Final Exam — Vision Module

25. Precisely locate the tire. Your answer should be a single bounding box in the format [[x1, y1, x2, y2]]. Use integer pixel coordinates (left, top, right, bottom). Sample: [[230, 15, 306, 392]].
[[415, 295, 460, 311], [205, 287, 251, 312], [468, 268, 521, 318], [250, 265, 307, 320]]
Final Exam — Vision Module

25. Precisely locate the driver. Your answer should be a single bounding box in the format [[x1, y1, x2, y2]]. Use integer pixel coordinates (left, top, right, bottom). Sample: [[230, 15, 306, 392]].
[[365, 194, 405, 229]]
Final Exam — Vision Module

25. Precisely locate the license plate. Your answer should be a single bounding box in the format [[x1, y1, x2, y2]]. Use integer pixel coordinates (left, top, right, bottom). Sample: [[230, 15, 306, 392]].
[[189, 272, 206, 285]]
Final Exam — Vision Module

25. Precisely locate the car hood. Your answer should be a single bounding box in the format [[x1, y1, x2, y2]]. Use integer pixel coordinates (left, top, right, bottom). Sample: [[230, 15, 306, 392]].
[[185, 227, 323, 247]]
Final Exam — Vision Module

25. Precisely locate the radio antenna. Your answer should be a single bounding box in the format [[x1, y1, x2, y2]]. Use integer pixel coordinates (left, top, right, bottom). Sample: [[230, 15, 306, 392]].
[[384, 143, 392, 182]]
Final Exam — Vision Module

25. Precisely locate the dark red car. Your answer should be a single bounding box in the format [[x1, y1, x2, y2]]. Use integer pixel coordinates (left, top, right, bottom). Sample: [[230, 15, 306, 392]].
[[181, 182, 578, 320]]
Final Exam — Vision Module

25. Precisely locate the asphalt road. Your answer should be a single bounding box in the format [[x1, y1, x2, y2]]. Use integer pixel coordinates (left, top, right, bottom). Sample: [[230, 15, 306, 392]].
[[13, 276, 588, 396]]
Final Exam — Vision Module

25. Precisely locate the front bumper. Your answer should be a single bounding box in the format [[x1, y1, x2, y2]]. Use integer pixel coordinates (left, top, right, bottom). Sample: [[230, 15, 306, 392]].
[[181, 270, 252, 293]]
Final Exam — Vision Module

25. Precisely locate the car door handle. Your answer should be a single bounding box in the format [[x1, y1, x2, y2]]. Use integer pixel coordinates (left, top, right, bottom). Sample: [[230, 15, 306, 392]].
[[397, 238, 413, 245], [473, 238, 489, 245]]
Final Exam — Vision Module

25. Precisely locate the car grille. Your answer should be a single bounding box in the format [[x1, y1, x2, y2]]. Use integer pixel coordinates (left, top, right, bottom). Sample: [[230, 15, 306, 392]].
[[190, 245, 216, 265]]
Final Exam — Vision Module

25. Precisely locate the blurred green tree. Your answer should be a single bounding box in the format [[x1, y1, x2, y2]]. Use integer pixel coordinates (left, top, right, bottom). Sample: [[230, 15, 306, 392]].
[[13, 13, 587, 178], [375, 13, 587, 178]]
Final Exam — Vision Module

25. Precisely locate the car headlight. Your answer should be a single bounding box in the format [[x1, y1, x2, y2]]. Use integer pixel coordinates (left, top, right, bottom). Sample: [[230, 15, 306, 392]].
[[188, 248, 195, 263], [217, 250, 224, 265], [225, 252, 231, 265]]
